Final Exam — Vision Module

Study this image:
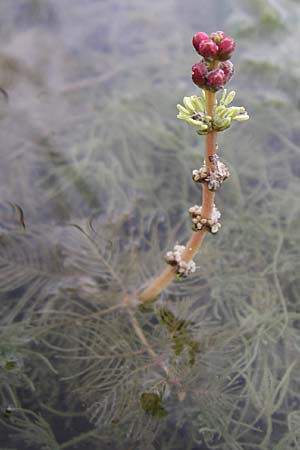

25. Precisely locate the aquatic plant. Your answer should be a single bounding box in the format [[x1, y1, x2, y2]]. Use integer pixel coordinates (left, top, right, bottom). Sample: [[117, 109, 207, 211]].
[[138, 30, 248, 303], [1, 1, 300, 447]]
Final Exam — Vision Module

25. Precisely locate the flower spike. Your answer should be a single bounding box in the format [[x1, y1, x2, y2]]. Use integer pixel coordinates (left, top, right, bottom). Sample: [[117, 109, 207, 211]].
[[138, 31, 249, 305]]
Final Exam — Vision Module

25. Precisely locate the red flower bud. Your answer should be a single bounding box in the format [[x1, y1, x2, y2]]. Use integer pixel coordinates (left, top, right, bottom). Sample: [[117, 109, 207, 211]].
[[210, 30, 226, 44], [206, 68, 225, 90], [192, 32, 209, 54], [220, 60, 234, 83], [192, 62, 207, 87], [198, 39, 218, 59], [217, 37, 236, 60]]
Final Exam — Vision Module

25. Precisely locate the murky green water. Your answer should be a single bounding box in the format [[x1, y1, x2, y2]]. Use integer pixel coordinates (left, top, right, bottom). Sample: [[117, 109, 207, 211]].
[[0, 0, 300, 449]]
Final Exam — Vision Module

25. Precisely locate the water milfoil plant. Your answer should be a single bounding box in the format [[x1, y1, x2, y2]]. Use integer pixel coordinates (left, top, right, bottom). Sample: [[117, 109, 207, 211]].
[[2, 2, 300, 446], [138, 30, 249, 302]]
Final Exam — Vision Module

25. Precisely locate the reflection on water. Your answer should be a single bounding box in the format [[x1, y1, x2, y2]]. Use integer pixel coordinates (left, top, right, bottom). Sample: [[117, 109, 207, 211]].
[[1, 0, 300, 449]]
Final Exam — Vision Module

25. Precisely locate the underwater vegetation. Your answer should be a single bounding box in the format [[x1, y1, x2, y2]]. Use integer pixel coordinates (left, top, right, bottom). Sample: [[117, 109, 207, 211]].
[[0, 0, 300, 449]]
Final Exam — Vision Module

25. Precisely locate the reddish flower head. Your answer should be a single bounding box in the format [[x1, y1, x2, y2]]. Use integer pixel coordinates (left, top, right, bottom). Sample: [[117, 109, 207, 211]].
[[192, 32, 209, 54], [217, 37, 236, 60], [206, 68, 225, 90], [198, 38, 218, 59], [192, 62, 207, 87], [220, 60, 234, 83], [210, 30, 226, 44]]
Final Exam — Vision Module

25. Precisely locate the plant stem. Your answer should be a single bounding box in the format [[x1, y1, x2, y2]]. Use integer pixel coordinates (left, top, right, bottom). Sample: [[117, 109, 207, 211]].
[[138, 90, 217, 303], [128, 310, 169, 374]]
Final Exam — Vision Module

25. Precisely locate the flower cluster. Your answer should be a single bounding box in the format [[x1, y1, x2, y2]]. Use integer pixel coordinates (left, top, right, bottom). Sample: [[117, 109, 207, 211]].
[[188, 204, 221, 234], [165, 245, 196, 278], [192, 60, 234, 92], [192, 156, 230, 191], [177, 90, 249, 134], [213, 89, 249, 131], [177, 92, 211, 135], [191, 30, 236, 92], [192, 31, 236, 61]]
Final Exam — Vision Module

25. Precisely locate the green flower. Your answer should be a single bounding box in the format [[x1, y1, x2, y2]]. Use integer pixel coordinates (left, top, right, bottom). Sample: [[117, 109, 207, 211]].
[[213, 89, 249, 131], [177, 89, 249, 134], [177, 93, 212, 135]]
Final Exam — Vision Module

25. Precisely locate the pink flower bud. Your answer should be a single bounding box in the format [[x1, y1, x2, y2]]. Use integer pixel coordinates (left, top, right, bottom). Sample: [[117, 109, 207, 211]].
[[210, 30, 226, 44], [220, 60, 234, 83], [217, 37, 236, 60], [192, 32, 209, 53], [206, 68, 225, 90], [192, 62, 207, 87], [198, 39, 218, 59]]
